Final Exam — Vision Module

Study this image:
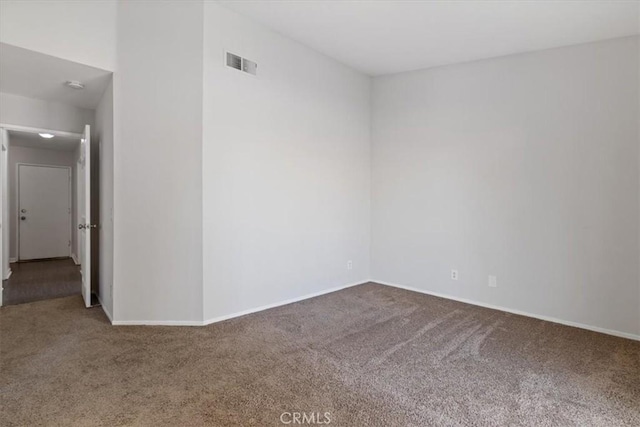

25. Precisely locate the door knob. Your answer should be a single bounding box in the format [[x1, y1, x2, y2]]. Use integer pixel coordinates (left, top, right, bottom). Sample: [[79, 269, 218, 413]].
[[21, 216, 26, 221], [78, 224, 85, 230]]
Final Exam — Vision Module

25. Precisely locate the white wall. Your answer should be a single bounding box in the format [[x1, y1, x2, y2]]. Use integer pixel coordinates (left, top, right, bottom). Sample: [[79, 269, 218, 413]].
[[0, 0, 117, 71], [113, 1, 203, 322], [95, 79, 114, 318], [0, 93, 94, 133], [202, 3, 371, 320], [7, 142, 77, 260], [371, 36, 640, 336]]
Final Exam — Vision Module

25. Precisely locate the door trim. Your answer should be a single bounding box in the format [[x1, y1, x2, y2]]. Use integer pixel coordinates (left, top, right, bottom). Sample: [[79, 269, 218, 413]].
[[0, 124, 82, 140], [16, 163, 72, 261]]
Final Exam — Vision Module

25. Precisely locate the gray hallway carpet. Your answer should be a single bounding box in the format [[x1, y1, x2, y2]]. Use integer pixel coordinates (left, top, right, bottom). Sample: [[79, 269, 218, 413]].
[[1, 283, 638, 426], [2, 258, 81, 306]]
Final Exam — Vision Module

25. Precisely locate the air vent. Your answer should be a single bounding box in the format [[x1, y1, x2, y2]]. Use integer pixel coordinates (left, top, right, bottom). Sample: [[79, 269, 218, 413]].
[[226, 52, 242, 70], [242, 58, 257, 75], [226, 51, 257, 76]]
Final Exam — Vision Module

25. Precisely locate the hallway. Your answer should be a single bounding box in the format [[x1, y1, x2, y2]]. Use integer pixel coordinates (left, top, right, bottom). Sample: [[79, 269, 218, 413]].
[[2, 258, 81, 306]]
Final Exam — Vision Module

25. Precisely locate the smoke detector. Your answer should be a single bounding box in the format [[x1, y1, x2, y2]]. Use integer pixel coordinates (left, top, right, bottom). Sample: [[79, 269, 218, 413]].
[[65, 80, 85, 90]]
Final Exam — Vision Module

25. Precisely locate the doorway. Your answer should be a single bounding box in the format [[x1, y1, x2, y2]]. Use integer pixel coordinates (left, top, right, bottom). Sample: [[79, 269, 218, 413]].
[[0, 125, 94, 307], [0, 43, 113, 316]]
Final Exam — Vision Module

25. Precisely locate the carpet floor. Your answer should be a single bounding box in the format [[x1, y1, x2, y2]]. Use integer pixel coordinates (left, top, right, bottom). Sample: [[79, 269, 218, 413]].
[[1, 283, 638, 426], [2, 258, 81, 306]]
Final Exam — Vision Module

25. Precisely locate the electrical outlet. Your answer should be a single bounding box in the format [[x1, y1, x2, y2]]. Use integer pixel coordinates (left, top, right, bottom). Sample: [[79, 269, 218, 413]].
[[451, 269, 459, 280], [488, 275, 497, 288], [347, 260, 353, 270]]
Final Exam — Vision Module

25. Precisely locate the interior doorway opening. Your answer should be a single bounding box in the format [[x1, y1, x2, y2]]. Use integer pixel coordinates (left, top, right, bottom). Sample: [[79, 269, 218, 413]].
[[0, 42, 114, 318], [0, 124, 95, 307]]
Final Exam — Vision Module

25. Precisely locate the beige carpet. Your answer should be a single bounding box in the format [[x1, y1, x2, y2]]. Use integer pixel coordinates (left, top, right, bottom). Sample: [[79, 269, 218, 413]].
[[1, 283, 638, 426]]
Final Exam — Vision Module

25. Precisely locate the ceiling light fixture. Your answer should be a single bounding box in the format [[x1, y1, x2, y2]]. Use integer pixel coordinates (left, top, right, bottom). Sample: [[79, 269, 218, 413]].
[[39, 133, 55, 139], [65, 80, 85, 90]]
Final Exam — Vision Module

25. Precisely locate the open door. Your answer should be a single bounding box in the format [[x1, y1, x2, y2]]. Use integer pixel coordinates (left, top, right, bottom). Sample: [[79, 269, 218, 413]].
[[0, 130, 5, 307], [0, 129, 8, 285], [80, 125, 93, 308]]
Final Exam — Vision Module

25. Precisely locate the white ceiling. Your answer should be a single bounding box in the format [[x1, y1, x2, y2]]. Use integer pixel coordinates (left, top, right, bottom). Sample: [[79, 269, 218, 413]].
[[219, 0, 640, 76], [0, 43, 112, 109], [8, 130, 79, 152]]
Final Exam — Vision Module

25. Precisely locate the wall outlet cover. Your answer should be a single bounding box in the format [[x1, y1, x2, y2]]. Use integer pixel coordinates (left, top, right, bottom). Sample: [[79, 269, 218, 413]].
[[488, 275, 497, 288]]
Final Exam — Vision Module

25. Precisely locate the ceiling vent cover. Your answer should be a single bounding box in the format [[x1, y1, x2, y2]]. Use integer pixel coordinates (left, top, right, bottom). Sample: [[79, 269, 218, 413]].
[[226, 52, 257, 76]]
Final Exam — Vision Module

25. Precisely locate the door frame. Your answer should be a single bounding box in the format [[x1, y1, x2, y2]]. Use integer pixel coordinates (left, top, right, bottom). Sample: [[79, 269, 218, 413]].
[[1, 130, 10, 280], [0, 124, 82, 140], [16, 163, 72, 261], [0, 130, 6, 307], [0, 124, 82, 307]]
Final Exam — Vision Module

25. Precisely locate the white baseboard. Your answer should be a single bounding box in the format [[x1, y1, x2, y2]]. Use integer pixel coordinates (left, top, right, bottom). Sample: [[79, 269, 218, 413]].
[[9, 257, 16, 264], [71, 253, 79, 265], [374, 280, 640, 342], [202, 280, 366, 326], [111, 280, 367, 327], [112, 319, 205, 326], [97, 294, 113, 324], [4, 268, 11, 280]]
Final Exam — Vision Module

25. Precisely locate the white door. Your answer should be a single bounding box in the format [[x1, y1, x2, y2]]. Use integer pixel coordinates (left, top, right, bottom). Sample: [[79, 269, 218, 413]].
[[80, 125, 92, 307], [18, 165, 71, 260], [0, 131, 4, 306], [0, 130, 8, 284]]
